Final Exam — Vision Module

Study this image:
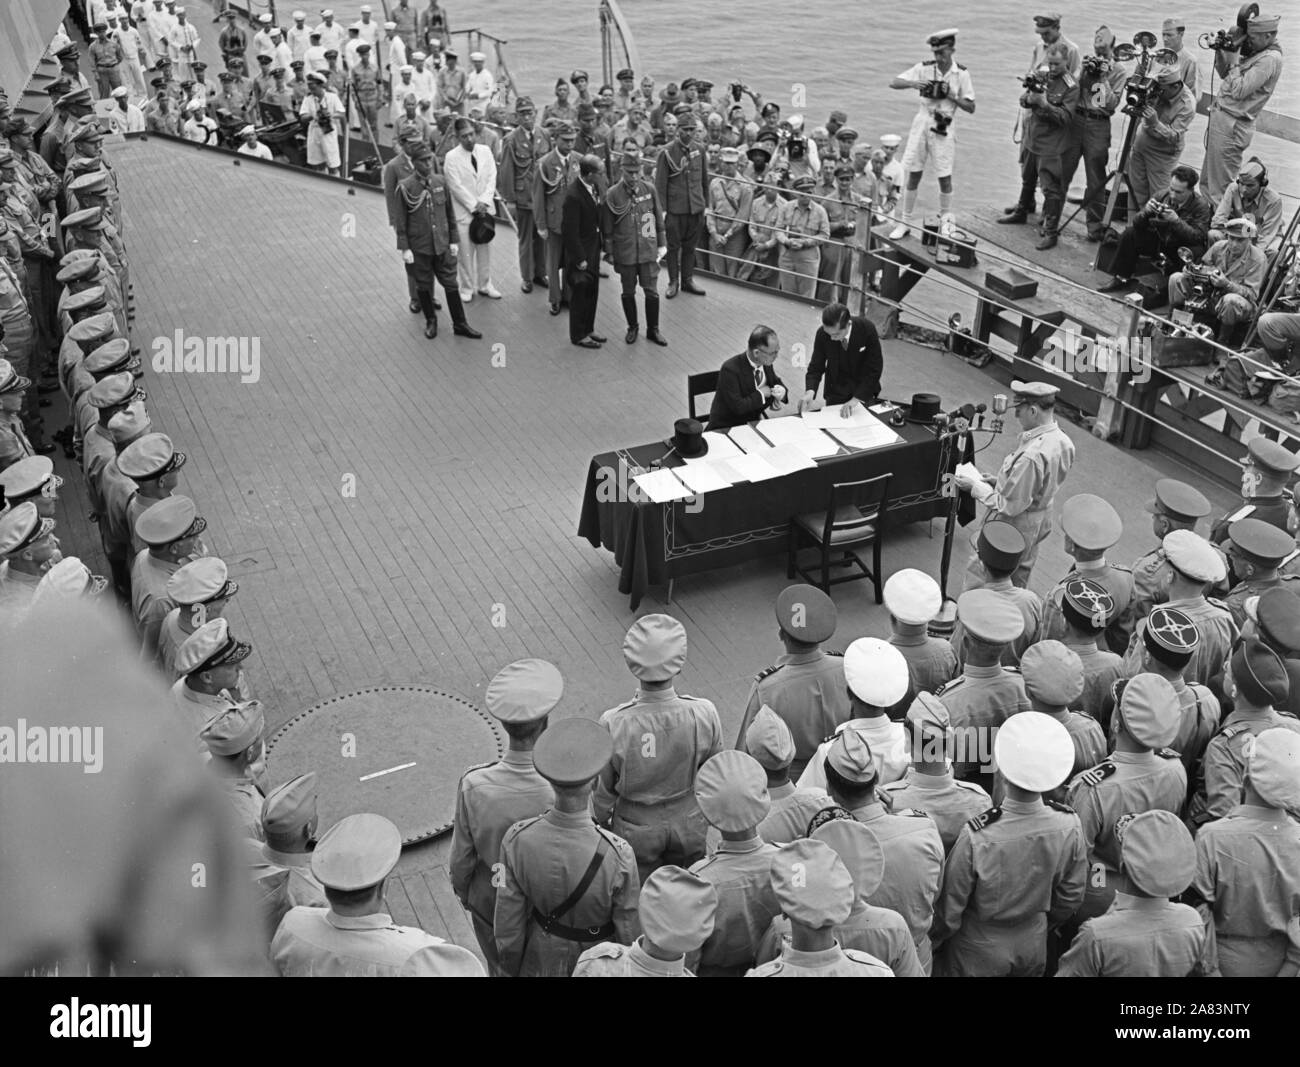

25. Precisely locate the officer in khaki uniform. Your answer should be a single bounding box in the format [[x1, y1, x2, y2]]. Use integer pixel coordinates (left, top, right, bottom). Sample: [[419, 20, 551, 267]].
[[117, 431, 184, 557], [884, 568, 957, 697], [450, 659, 557, 976], [0, 457, 62, 523], [756, 819, 921, 977], [1247, 589, 1300, 720], [687, 750, 781, 976], [1113, 479, 1212, 654], [573, 865, 718, 977], [1018, 640, 1107, 790], [1056, 578, 1123, 728], [1187, 638, 1300, 827], [199, 700, 268, 842], [748, 706, 832, 846], [746, 838, 894, 976], [1221, 517, 1300, 627], [797, 638, 910, 793], [158, 556, 237, 680], [594, 614, 724, 883], [496, 97, 550, 292], [1040, 494, 1132, 653], [273, 813, 485, 976], [1121, 530, 1236, 686], [1058, 810, 1209, 976], [130, 494, 207, 661], [1064, 674, 1187, 932], [1189, 727, 1300, 977], [949, 522, 1042, 667], [1210, 436, 1300, 545], [817, 729, 944, 973], [0, 502, 57, 624], [879, 693, 991, 854], [602, 142, 669, 346], [532, 123, 581, 312], [933, 712, 1087, 976], [259, 772, 329, 924], [956, 380, 1075, 589], [736, 584, 849, 779], [496, 718, 640, 977], [653, 110, 709, 297], [936, 589, 1032, 788], [172, 617, 253, 748]]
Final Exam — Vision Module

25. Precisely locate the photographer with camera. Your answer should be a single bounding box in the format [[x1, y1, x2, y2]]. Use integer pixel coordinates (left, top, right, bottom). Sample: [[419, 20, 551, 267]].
[[1001, 44, 1078, 251], [1126, 66, 1196, 212], [1175, 216, 1267, 349], [1064, 27, 1128, 242], [1028, 13, 1082, 78], [1210, 158, 1285, 251], [887, 28, 976, 241], [1097, 165, 1212, 293], [1202, 12, 1284, 202], [298, 71, 346, 177]]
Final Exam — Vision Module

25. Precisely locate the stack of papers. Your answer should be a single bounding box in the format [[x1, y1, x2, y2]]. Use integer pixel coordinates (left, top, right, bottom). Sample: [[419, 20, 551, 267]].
[[716, 453, 783, 483], [726, 425, 768, 454], [686, 431, 743, 463], [801, 406, 880, 430], [631, 468, 693, 503], [827, 421, 903, 451], [673, 464, 733, 494], [755, 418, 842, 459]]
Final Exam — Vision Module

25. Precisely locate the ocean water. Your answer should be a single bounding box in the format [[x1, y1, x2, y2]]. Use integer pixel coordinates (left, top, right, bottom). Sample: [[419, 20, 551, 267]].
[[334, 0, 1299, 196]]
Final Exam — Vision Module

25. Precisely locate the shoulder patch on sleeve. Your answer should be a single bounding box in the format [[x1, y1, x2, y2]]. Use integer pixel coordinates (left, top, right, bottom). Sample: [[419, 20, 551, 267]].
[[1073, 760, 1116, 788], [825, 649, 844, 658], [898, 808, 933, 819], [1155, 747, 1182, 759], [1046, 799, 1075, 814], [967, 806, 1001, 832], [934, 677, 963, 696], [755, 663, 785, 683], [1216, 723, 1249, 740]]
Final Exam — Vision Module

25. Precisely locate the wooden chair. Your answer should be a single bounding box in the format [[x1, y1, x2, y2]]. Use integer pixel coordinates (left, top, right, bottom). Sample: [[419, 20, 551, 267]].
[[687, 371, 719, 422], [787, 473, 892, 601]]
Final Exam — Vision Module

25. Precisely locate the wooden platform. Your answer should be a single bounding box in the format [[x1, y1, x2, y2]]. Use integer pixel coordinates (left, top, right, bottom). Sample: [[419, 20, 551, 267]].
[[385, 866, 485, 968]]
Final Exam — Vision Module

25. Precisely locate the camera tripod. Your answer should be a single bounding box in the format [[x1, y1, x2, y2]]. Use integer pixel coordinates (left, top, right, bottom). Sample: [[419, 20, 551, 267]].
[[1058, 104, 1140, 252]]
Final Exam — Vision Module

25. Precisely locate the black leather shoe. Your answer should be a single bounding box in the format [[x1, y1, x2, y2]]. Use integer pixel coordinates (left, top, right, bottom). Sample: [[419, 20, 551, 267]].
[[534, 275, 549, 286], [646, 329, 668, 347], [625, 325, 639, 344], [666, 282, 679, 298], [453, 323, 482, 339], [39, 397, 51, 408], [424, 318, 438, 338], [1003, 203, 1032, 215], [433, 297, 441, 310], [1096, 276, 1130, 293], [521, 281, 534, 293], [33, 441, 56, 455], [588, 333, 607, 344], [37, 380, 59, 395], [681, 281, 706, 296], [573, 337, 601, 348], [997, 210, 1028, 225], [409, 300, 421, 314], [549, 302, 561, 315]]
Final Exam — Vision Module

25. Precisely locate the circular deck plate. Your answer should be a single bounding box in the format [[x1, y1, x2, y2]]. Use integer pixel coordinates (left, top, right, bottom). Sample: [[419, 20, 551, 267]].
[[266, 686, 504, 845]]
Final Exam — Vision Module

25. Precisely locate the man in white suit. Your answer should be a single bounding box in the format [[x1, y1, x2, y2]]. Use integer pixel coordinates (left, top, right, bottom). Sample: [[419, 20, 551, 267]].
[[443, 117, 501, 302]]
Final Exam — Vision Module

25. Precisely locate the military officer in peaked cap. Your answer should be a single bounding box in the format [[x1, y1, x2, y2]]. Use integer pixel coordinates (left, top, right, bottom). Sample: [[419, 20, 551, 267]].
[[1221, 517, 1300, 627], [746, 838, 894, 976], [747, 705, 832, 847], [936, 589, 1031, 788], [1121, 530, 1235, 687], [1245, 588, 1300, 719], [0, 502, 59, 623], [1018, 640, 1107, 790], [259, 772, 328, 922], [573, 865, 718, 977], [736, 584, 849, 779], [594, 614, 723, 883], [654, 108, 710, 298], [883, 569, 957, 697], [450, 659, 558, 975], [949, 521, 1042, 667], [1186, 638, 1300, 827], [172, 617, 254, 751], [688, 750, 782, 976], [130, 493, 207, 660], [1116, 478, 1215, 649], [1054, 577, 1123, 727], [273, 813, 485, 976], [956, 379, 1075, 589], [1210, 437, 1300, 545], [495, 717, 640, 977], [28, 556, 108, 609], [1041, 494, 1132, 652], [797, 637, 910, 793], [1189, 727, 1300, 977], [159, 556, 237, 680], [879, 694, 992, 854], [932, 712, 1087, 976], [199, 699, 268, 841], [0, 456, 62, 520], [117, 431, 185, 555], [1058, 810, 1209, 976], [1064, 673, 1186, 934]]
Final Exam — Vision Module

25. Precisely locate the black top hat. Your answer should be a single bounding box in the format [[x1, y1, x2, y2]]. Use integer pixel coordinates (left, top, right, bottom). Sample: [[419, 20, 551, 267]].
[[670, 417, 708, 459], [906, 392, 941, 424]]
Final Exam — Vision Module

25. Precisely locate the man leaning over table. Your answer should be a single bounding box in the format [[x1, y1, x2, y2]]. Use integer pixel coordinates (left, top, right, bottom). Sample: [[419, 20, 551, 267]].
[[800, 302, 883, 417]]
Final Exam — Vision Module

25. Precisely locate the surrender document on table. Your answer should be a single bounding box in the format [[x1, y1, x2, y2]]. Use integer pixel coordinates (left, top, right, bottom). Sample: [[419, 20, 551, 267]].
[[632, 468, 693, 502]]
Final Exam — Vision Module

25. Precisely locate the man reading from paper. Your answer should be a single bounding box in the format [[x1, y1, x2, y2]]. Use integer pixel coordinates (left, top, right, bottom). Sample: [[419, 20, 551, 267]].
[[800, 302, 884, 416]]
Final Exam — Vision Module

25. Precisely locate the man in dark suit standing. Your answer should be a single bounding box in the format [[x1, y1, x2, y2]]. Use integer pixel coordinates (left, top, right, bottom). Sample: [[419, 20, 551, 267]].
[[562, 155, 607, 349], [706, 324, 786, 430], [801, 302, 884, 416]]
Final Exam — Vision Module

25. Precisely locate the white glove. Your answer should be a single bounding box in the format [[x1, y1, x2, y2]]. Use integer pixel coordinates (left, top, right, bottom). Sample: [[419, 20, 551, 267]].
[[402, 249, 414, 264], [449, 243, 459, 257], [969, 479, 993, 503]]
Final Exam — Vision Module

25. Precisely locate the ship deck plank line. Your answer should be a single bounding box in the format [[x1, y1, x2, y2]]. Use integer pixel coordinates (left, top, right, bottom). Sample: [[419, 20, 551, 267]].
[[72, 137, 1240, 818]]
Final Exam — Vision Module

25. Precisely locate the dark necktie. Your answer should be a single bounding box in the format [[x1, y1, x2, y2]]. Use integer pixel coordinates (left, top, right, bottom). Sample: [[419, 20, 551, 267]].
[[470, 152, 477, 173], [754, 366, 763, 389]]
